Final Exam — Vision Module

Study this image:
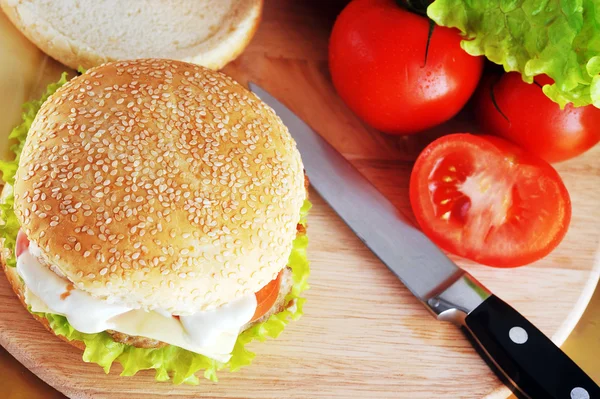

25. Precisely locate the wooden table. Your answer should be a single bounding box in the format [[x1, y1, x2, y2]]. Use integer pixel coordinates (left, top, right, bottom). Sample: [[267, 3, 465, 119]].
[[0, 1, 599, 398]]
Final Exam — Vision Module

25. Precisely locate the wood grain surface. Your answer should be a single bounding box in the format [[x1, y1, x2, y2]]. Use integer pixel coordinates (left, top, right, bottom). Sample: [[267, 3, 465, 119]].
[[0, 1, 599, 398]]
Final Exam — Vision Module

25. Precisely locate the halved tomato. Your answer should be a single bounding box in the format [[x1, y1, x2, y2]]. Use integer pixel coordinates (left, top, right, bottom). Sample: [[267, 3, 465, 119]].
[[16, 229, 30, 258], [250, 270, 283, 322], [409, 134, 571, 267]]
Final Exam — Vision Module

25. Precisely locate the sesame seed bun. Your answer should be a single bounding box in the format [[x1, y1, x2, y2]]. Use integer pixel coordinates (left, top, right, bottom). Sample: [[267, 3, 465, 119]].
[[13, 59, 306, 314]]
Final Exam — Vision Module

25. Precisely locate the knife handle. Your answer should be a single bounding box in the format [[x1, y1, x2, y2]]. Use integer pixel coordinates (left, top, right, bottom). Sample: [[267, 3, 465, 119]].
[[464, 295, 600, 399]]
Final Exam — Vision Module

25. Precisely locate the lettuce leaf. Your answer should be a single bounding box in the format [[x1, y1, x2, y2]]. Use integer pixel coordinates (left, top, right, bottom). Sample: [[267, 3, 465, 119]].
[[1, 71, 312, 383], [427, 0, 600, 108], [0, 72, 69, 267]]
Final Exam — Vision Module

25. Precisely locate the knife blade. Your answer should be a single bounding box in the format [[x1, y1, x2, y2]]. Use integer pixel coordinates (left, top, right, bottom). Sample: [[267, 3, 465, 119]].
[[250, 81, 475, 304], [250, 82, 600, 399]]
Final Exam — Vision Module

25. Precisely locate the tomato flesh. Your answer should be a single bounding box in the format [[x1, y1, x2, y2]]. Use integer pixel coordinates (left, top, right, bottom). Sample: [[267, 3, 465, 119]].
[[251, 270, 283, 322], [410, 134, 571, 267], [16, 229, 30, 258]]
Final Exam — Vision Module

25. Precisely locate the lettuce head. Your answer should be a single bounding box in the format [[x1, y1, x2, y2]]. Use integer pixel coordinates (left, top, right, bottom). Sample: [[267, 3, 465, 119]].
[[428, 0, 600, 108]]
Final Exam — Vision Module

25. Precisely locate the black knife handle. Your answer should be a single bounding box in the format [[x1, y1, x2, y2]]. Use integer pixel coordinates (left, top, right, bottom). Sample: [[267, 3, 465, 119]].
[[464, 295, 599, 399]]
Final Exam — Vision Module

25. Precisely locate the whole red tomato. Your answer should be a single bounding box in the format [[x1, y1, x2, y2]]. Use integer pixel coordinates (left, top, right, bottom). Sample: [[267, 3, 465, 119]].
[[476, 73, 600, 163], [329, 0, 484, 134]]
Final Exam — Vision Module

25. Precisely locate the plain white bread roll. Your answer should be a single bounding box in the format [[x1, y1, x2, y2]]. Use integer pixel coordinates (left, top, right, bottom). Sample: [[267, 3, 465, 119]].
[[0, 0, 262, 70], [14, 59, 306, 314]]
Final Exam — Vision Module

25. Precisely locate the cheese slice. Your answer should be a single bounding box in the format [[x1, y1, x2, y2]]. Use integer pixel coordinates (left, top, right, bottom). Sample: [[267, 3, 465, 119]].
[[17, 242, 257, 362]]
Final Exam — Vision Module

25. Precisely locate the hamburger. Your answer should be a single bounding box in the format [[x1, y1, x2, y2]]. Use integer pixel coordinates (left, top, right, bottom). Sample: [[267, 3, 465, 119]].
[[0, 59, 310, 383]]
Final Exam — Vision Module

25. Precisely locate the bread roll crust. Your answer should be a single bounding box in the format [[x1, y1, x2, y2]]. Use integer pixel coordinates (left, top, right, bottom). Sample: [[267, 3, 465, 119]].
[[0, 0, 262, 70], [13, 59, 305, 314]]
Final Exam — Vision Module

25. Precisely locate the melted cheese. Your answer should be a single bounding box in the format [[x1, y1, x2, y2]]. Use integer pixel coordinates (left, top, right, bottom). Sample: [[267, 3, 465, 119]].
[[17, 243, 256, 362]]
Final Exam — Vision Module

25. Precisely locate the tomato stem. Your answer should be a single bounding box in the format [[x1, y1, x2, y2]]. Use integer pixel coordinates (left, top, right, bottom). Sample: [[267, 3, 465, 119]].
[[395, 1, 435, 67], [396, 0, 431, 17], [490, 76, 510, 123], [423, 19, 435, 68]]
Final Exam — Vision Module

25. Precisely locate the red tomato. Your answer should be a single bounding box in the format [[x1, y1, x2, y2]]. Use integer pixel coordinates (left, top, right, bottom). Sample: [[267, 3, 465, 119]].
[[250, 270, 283, 322], [329, 0, 483, 134], [476, 73, 600, 163], [409, 134, 571, 267], [16, 229, 30, 258]]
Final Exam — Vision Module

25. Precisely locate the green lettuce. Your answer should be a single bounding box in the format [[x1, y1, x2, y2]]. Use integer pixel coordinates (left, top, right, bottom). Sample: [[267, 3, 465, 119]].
[[428, 0, 600, 108], [0, 73, 69, 267], [1, 72, 311, 384]]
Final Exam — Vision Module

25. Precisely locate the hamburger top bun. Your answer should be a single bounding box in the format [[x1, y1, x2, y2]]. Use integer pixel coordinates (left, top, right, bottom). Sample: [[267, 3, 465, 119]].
[[0, 0, 261, 71], [14, 59, 305, 314]]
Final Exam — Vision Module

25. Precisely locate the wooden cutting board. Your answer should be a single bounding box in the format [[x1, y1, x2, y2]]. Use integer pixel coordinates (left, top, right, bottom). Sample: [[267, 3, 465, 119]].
[[0, 1, 599, 398]]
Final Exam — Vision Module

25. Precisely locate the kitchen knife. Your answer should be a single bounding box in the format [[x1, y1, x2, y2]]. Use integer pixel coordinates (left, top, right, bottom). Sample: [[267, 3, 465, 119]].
[[250, 82, 600, 399]]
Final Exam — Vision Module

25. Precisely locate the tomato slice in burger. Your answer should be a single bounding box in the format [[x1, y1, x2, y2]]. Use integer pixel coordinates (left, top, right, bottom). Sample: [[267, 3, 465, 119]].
[[409, 134, 571, 267], [250, 270, 283, 322], [16, 229, 30, 258]]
